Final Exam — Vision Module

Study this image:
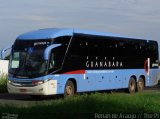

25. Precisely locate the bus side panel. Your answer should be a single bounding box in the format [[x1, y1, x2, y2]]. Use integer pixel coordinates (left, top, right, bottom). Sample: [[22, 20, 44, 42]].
[[85, 69, 148, 91], [109, 70, 124, 89], [55, 74, 88, 94], [76, 73, 99, 92], [122, 69, 146, 87], [122, 69, 159, 87], [149, 68, 159, 86], [55, 68, 159, 94], [85, 70, 124, 91]]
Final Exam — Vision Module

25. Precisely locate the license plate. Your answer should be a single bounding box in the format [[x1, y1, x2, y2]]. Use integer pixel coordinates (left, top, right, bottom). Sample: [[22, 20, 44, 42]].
[[20, 89, 27, 92]]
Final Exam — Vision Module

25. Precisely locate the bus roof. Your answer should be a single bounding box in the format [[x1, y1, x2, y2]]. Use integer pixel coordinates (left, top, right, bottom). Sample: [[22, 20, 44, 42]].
[[17, 28, 130, 40]]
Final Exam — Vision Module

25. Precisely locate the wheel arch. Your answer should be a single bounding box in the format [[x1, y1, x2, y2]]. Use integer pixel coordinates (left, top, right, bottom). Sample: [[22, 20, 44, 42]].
[[130, 75, 137, 82], [67, 78, 77, 92]]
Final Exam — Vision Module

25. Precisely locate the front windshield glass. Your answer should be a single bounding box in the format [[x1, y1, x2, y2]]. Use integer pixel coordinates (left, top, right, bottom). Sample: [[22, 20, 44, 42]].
[[9, 39, 51, 77], [9, 36, 71, 77], [10, 50, 46, 76]]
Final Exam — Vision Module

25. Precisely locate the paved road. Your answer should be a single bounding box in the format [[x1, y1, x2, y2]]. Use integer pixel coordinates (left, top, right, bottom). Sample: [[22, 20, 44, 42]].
[[0, 86, 159, 106], [0, 93, 61, 106]]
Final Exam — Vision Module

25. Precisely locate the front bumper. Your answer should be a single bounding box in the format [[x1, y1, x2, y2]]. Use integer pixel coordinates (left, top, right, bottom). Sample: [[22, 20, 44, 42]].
[[7, 80, 57, 95]]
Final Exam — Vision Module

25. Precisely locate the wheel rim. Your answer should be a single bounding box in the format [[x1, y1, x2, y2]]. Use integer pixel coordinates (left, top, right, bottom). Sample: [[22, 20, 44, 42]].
[[66, 85, 73, 96], [138, 80, 144, 91], [130, 80, 135, 92]]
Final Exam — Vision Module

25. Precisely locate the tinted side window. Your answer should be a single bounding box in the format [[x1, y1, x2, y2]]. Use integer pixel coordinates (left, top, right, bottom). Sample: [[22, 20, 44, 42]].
[[148, 41, 158, 60], [49, 47, 65, 73], [70, 34, 90, 56], [71, 34, 106, 57], [48, 36, 71, 73], [88, 36, 105, 56], [103, 37, 126, 57]]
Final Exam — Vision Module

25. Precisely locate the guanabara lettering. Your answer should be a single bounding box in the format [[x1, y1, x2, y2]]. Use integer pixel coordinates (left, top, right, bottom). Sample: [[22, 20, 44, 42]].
[[86, 60, 123, 68]]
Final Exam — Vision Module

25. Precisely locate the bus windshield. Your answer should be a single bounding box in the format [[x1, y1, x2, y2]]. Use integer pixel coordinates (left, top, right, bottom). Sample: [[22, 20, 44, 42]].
[[9, 49, 47, 77], [9, 36, 71, 77], [9, 39, 51, 77]]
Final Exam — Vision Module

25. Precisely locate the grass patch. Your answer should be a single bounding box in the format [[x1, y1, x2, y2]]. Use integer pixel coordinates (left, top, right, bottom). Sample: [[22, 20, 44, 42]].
[[0, 92, 160, 119], [0, 75, 7, 93]]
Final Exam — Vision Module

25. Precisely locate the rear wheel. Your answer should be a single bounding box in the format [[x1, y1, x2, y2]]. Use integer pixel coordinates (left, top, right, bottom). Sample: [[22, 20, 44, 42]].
[[137, 78, 144, 92], [64, 80, 75, 97], [128, 77, 136, 94]]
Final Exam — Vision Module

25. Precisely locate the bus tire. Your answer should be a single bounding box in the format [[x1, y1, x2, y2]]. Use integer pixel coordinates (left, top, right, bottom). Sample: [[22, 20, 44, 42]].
[[64, 80, 75, 97], [137, 78, 144, 92], [128, 77, 136, 94]]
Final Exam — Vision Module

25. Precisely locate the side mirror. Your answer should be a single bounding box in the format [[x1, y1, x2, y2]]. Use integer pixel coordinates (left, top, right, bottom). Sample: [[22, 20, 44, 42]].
[[0, 45, 12, 60], [43, 44, 62, 60]]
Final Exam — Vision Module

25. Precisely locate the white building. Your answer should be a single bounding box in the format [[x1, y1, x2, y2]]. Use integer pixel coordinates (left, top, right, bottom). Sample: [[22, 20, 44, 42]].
[[0, 60, 9, 75]]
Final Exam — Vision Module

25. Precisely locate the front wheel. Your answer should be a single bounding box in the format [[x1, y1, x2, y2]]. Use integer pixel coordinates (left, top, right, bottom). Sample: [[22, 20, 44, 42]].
[[128, 77, 136, 94], [137, 78, 144, 92], [64, 80, 75, 97]]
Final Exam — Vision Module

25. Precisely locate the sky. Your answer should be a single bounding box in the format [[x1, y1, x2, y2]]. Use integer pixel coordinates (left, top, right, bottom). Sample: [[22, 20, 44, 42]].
[[0, 0, 160, 52]]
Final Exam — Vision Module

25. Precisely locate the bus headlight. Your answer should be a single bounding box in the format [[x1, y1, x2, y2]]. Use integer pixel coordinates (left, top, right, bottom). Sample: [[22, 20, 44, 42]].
[[8, 80, 11, 84], [32, 80, 44, 86], [32, 79, 51, 86]]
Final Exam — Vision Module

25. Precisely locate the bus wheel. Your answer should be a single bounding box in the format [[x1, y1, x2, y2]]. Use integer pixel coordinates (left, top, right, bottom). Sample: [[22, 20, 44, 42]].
[[137, 78, 144, 92], [64, 80, 75, 97], [128, 77, 136, 94]]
